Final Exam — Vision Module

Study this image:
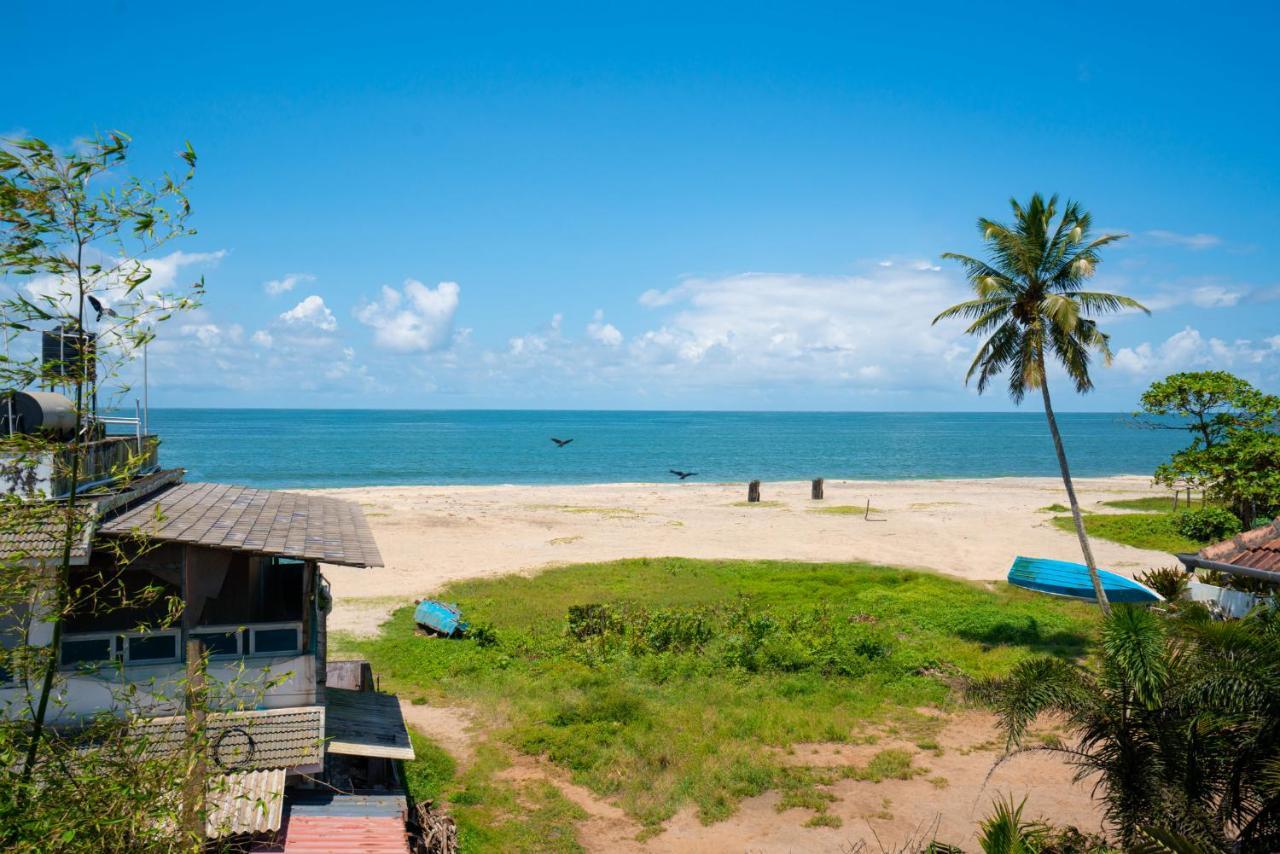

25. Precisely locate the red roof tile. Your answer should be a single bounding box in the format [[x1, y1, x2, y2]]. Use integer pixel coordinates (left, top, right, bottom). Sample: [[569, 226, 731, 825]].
[[1200, 517, 1280, 572]]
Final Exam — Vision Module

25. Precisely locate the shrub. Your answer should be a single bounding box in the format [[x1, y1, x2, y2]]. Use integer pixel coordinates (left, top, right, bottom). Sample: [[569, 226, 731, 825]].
[[1173, 507, 1242, 543], [1137, 567, 1190, 601]]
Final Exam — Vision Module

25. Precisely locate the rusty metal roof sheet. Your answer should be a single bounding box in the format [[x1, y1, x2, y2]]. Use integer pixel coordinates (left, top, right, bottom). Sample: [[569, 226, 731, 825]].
[[207, 768, 287, 837], [134, 706, 326, 772], [98, 482, 383, 568], [1200, 517, 1280, 573]]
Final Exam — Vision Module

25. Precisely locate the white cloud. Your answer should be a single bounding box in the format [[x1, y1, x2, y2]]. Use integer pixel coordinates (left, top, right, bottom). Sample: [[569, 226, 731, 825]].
[[355, 279, 460, 352], [624, 269, 969, 390], [24, 249, 225, 311], [279, 295, 337, 332], [911, 260, 942, 272], [1146, 230, 1222, 251], [263, 273, 315, 297], [1190, 285, 1243, 308], [1114, 326, 1280, 377], [586, 310, 623, 347], [251, 330, 273, 348]]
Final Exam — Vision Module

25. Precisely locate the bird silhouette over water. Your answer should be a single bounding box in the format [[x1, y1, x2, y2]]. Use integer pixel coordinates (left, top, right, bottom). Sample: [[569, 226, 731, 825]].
[[86, 295, 119, 323], [669, 470, 697, 480], [550, 437, 574, 447]]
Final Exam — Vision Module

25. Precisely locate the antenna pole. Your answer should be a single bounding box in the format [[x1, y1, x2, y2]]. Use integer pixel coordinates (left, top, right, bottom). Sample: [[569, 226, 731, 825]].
[[143, 336, 149, 437]]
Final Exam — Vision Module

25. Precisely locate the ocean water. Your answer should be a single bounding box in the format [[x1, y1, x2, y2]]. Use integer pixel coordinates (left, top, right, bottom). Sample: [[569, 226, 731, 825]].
[[143, 409, 1184, 489]]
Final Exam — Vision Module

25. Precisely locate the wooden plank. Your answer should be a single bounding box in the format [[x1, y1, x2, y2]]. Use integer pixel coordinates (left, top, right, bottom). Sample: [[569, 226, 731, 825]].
[[324, 688, 415, 760]]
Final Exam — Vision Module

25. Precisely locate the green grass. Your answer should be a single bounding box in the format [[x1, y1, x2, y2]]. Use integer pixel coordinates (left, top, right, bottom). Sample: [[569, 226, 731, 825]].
[[403, 729, 587, 852], [809, 504, 882, 516], [1052, 513, 1204, 553], [351, 559, 1096, 833], [1100, 496, 1183, 512], [731, 500, 786, 508]]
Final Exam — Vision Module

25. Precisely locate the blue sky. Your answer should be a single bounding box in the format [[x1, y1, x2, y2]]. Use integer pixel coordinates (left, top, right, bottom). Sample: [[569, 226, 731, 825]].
[[5, 1, 1278, 410]]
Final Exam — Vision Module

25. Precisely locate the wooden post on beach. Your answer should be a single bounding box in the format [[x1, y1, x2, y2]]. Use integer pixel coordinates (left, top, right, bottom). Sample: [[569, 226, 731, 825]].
[[747, 480, 761, 503], [811, 478, 824, 500]]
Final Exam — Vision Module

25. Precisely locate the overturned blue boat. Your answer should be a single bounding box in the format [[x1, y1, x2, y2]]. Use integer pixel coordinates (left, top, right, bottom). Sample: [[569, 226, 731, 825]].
[[1008, 556, 1163, 604], [414, 600, 469, 637]]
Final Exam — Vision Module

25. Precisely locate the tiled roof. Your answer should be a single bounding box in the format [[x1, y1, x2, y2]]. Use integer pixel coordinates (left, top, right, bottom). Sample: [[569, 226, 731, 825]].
[[0, 505, 93, 565], [134, 706, 326, 772], [98, 482, 383, 568], [1200, 517, 1280, 573], [250, 793, 410, 853]]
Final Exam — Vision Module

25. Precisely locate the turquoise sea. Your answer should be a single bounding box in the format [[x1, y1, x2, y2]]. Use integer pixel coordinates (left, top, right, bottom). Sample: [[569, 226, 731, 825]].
[[146, 409, 1183, 489]]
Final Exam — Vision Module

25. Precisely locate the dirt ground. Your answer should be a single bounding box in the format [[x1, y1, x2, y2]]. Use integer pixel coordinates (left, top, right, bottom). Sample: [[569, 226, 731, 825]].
[[400, 700, 1104, 852]]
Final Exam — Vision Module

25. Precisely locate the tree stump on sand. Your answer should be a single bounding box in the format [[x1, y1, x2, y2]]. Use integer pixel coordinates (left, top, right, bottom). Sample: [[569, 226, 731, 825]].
[[811, 478, 824, 500], [747, 480, 761, 503]]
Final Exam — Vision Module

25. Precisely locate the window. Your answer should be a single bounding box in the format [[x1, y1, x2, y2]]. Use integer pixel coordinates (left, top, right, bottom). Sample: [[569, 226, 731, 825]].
[[60, 634, 117, 667], [123, 630, 180, 664], [190, 628, 242, 657], [249, 624, 302, 655]]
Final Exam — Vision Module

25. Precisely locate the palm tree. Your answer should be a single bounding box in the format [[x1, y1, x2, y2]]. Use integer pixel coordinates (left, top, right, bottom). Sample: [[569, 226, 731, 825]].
[[971, 605, 1280, 851], [935, 193, 1147, 614]]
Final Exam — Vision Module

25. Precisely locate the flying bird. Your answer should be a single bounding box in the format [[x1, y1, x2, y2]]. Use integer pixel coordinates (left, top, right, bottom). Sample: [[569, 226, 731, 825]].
[[669, 470, 697, 480], [550, 437, 574, 447], [86, 295, 119, 322]]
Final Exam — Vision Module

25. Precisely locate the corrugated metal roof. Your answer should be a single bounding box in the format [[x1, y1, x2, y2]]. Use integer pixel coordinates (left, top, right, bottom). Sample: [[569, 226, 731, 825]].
[[324, 689, 416, 761], [1201, 517, 1280, 573], [267, 815, 410, 853], [135, 706, 326, 772], [206, 768, 287, 836], [98, 482, 383, 568]]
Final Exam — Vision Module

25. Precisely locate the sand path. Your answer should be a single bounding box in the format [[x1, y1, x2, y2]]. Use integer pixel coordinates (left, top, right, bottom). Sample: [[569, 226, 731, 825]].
[[319, 475, 1169, 636]]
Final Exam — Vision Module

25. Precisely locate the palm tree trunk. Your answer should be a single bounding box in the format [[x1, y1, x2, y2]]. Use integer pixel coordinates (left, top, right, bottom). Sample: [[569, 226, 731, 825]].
[[1037, 359, 1112, 615]]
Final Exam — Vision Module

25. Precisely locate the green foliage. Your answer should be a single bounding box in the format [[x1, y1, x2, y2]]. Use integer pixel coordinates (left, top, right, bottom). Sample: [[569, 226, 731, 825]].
[[1, 132, 206, 852], [1051, 513, 1205, 554], [1102, 496, 1182, 512], [348, 558, 1096, 831], [978, 795, 1049, 853], [1136, 567, 1190, 601], [1172, 507, 1242, 543], [1140, 372, 1280, 526], [972, 605, 1280, 851], [935, 193, 1142, 402]]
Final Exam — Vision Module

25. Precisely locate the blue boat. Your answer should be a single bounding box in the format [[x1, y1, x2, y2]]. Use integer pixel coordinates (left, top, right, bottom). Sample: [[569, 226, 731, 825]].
[[414, 600, 469, 636], [1008, 556, 1163, 604]]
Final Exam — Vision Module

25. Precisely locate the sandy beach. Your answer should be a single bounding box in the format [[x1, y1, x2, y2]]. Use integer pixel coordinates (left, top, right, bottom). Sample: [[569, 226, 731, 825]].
[[318, 474, 1170, 636]]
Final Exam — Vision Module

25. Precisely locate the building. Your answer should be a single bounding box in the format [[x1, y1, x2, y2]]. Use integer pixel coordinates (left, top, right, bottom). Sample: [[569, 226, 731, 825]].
[[1177, 516, 1280, 618], [2, 397, 415, 848]]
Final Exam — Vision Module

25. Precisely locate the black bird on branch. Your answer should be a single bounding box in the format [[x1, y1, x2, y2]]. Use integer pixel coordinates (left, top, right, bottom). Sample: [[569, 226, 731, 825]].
[[550, 437, 574, 447], [86, 295, 119, 323], [669, 470, 697, 480]]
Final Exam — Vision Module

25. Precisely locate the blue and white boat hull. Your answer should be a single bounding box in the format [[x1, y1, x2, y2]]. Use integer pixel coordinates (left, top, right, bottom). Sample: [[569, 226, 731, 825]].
[[1008, 556, 1163, 604]]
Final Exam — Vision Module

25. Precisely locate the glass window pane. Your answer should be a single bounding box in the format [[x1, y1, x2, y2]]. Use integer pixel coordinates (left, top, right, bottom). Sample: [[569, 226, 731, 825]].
[[191, 630, 240, 657], [252, 627, 300, 655], [61, 637, 114, 666], [127, 634, 177, 662]]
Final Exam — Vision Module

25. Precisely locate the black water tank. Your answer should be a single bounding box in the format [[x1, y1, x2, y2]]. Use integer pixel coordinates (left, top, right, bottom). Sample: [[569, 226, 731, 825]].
[[41, 326, 96, 383]]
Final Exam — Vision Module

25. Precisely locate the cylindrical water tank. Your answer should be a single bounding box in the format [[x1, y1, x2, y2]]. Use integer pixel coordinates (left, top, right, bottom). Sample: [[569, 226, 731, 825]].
[[0, 391, 78, 438]]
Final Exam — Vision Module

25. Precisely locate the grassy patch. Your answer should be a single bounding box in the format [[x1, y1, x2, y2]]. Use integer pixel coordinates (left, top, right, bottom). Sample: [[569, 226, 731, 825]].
[[549, 536, 583, 546], [1038, 503, 1070, 513], [351, 559, 1095, 832], [526, 504, 644, 518], [1100, 496, 1183, 512], [1052, 513, 1204, 553], [403, 729, 586, 852], [731, 500, 787, 508], [809, 505, 882, 516]]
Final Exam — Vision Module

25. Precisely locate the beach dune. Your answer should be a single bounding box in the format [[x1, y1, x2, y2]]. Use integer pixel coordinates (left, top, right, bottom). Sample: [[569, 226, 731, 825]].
[[317, 475, 1170, 636]]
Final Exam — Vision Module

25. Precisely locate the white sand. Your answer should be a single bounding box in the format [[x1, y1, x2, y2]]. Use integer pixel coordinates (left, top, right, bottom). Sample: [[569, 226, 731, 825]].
[[317, 475, 1172, 636]]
